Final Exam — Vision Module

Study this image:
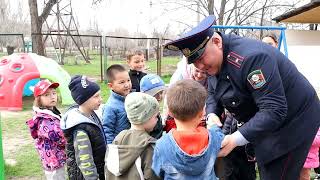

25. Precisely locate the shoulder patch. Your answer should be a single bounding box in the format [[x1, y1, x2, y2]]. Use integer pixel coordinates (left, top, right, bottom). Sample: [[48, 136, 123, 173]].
[[247, 69, 266, 89], [227, 51, 244, 68]]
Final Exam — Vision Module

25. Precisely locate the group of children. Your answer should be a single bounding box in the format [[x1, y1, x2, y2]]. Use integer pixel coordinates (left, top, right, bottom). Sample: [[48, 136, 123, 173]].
[[26, 50, 320, 180]]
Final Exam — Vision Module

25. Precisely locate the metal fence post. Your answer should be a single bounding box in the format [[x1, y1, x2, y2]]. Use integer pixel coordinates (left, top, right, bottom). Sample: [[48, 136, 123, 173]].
[[104, 36, 108, 83], [157, 38, 162, 76], [99, 36, 103, 82]]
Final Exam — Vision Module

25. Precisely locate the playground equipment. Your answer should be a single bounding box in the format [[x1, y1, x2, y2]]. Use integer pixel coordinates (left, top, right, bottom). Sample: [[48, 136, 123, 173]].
[[0, 53, 74, 111], [23, 79, 40, 96]]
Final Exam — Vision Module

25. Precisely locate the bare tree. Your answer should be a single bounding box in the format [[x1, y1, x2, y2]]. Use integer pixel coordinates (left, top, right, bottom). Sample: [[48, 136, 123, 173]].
[[28, 0, 58, 56], [0, 0, 30, 52], [159, 0, 301, 34], [105, 28, 136, 59]]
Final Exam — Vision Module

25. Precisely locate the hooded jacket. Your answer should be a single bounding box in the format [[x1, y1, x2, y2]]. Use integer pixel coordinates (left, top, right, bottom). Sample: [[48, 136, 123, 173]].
[[152, 125, 224, 180], [61, 105, 106, 180], [105, 129, 160, 180], [26, 106, 66, 171]]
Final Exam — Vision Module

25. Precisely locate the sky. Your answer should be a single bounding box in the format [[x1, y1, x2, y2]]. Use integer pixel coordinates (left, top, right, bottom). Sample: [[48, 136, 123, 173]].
[[9, 0, 310, 36], [71, 0, 200, 35], [10, 0, 200, 36]]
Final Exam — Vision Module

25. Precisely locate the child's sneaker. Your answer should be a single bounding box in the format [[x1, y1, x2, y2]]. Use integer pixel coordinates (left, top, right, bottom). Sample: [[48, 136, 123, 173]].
[[314, 174, 320, 180]]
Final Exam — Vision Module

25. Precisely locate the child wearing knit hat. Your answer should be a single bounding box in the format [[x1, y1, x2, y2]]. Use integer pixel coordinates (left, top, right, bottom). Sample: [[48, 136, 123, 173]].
[[61, 75, 106, 180], [105, 92, 160, 180]]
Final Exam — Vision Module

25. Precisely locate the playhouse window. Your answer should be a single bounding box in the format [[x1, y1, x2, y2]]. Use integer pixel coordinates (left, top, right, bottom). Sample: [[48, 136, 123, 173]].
[[0, 59, 10, 66], [9, 63, 24, 73]]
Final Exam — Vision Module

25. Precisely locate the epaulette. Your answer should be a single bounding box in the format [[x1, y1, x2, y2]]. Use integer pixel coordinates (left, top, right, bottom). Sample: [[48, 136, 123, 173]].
[[227, 51, 244, 68]]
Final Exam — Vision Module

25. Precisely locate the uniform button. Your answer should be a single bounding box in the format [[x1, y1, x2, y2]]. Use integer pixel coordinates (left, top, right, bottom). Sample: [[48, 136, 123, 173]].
[[226, 75, 229, 79], [232, 101, 236, 105]]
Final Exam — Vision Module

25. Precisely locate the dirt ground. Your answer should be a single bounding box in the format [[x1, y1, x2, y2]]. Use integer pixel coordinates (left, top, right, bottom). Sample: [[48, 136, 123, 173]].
[[2, 111, 33, 158]]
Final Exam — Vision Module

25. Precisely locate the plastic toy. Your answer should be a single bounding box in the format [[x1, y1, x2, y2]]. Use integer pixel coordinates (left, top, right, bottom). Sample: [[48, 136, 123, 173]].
[[0, 53, 73, 111]]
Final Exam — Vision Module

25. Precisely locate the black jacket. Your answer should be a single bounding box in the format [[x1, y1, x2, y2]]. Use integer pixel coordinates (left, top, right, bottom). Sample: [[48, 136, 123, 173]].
[[61, 105, 106, 180], [149, 114, 163, 139], [129, 69, 147, 92]]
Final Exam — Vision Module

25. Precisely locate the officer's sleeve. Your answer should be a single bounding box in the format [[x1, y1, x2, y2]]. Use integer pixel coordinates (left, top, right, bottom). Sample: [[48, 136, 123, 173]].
[[206, 76, 224, 117], [238, 52, 287, 143], [74, 130, 99, 180]]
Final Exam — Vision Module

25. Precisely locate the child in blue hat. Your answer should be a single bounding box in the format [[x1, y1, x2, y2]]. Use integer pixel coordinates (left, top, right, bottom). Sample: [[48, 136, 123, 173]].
[[140, 74, 166, 139]]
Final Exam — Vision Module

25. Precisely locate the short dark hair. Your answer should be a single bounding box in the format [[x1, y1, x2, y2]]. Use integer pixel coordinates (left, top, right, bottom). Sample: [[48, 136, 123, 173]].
[[106, 64, 126, 82], [166, 79, 207, 121]]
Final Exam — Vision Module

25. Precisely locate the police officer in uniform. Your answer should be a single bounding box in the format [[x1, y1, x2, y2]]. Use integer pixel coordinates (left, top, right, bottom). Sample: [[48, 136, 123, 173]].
[[164, 15, 320, 179]]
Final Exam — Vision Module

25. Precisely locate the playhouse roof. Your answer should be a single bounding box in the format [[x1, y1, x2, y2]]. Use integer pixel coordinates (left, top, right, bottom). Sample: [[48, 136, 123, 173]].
[[273, 0, 320, 24]]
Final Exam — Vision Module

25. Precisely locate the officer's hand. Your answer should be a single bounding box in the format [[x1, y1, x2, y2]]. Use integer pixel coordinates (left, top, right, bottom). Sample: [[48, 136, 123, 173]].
[[218, 134, 237, 157], [207, 113, 222, 128]]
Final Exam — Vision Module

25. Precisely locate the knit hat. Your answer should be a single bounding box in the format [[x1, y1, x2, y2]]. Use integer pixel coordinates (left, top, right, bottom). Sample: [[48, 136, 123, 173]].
[[125, 92, 159, 125], [140, 74, 166, 96], [68, 75, 100, 105]]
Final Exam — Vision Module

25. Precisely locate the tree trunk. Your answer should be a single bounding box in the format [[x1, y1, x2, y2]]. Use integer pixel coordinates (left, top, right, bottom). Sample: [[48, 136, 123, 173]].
[[207, 0, 214, 15], [28, 0, 45, 56], [259, 0, 268, 39], [6, 46, 15, 55], [219, 0, 227, 25]]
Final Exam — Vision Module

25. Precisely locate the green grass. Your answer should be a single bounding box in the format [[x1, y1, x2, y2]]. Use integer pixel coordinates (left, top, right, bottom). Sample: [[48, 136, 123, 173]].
[[0, 55, 176, 179], [5, 144, 43, 177], [62, 56, 180, 78], [63, 56, 174, 103], [62, 56, 103, 77], [1, 114, 29, 139], [1, 110, 44, 178]]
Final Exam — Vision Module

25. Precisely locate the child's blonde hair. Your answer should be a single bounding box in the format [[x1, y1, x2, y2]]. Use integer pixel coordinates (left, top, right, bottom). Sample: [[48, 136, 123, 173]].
[[126, 50, 144, 62]]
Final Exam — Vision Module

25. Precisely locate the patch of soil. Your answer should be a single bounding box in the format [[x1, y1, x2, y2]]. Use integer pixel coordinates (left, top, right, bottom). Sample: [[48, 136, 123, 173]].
[[2, 136, 32, 158], [1, 111, 33, 158]]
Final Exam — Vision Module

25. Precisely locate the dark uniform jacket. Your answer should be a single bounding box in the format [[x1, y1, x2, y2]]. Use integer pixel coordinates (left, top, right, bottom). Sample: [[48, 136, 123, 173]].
[[129, 69, 147, 92], [206, 33, 320, 165]]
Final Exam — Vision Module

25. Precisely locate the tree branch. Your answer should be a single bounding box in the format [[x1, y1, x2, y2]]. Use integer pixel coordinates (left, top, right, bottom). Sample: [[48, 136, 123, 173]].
[[39, 0, 58, 24], [237, 4, 294, 25]]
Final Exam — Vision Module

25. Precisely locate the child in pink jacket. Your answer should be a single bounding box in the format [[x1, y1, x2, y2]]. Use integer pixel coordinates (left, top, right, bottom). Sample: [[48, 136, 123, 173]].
[[26, 80, 67, 180], [300, 128, 320, 180]]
